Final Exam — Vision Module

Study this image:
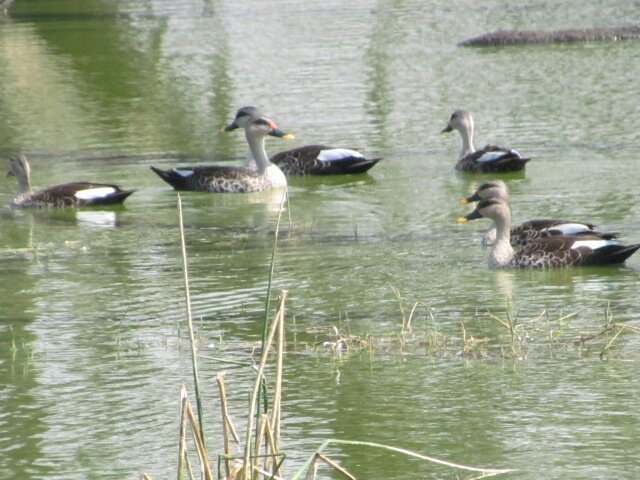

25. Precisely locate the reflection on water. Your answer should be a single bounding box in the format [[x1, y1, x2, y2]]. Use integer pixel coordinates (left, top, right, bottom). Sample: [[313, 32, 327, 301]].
[[1, 0, 640, 478], [75, 210, 118, 228], [363, 1, 398, 150]]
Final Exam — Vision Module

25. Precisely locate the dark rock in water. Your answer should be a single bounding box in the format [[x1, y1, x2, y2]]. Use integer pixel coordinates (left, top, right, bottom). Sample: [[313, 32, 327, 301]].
[[459, 26, 640, 47]]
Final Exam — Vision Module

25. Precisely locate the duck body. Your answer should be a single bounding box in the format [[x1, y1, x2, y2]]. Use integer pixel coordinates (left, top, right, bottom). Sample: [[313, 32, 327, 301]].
[[461, 180, 604, 246], [458, 198, 639, 268], [510, 235, 640, 268], [150, 164, 286, 193], [270, 145, 381, 175], [484, 218, 604, 246], [8, 154, 135, 208], [13, 182, 135, 208], [442, 110, 529, 173], [150, 108, 292, 193], [455, 145, 529, 173]]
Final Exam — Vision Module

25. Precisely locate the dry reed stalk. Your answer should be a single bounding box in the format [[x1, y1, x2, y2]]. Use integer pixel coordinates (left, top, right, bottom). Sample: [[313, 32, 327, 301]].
[[177, 386, 189, 480], [185, 400, 214, 480], [216, 373, 233, 479], [262, 419, 278, 476], [285, 188, 292, 232], [574, 321, 640, 347], [241, 292, 288, 480], [230, 459, 286, 480], [292, 439, 514, 479], [262, 188, 289, 345], [177, 194, 205, 440], [315, 454, 355, 479], [389, 285, 406, 327], [600, 325, 625, 359], [253, 414, 269, 475], [271, 295, 285, 452], [303, 455, 318, 480], [405, 300, 429, 332]]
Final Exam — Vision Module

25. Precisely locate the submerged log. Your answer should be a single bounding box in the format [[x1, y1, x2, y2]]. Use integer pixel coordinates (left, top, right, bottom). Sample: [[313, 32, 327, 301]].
[[459, 26, 640, 47]]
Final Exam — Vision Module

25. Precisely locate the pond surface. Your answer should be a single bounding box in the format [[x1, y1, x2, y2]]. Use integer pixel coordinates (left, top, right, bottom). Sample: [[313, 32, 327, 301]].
[[2, 0, 640, 478]]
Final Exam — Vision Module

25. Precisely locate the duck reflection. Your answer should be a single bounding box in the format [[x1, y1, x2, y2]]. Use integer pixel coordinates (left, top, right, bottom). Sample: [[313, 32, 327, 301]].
[[75, 210, 118, 228]]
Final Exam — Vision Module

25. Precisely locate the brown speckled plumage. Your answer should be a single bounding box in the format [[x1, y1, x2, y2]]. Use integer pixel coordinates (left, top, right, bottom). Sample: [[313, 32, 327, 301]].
[[455, 145, 529, 173], [510, 235, 636, 268], [151, 108, 291, 193], [462, 180, 605, 246], [270, 145, 381, 175], [150, 164, 285, 193], [458, 198, 639, 269]]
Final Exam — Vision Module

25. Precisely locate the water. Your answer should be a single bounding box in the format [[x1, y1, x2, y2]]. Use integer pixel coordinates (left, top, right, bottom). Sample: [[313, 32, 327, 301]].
[[2, 0, 640, 478]]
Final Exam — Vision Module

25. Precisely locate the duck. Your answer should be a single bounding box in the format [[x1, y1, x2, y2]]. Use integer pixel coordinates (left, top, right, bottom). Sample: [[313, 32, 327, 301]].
[[150, 107, 293, 193], [442, 110, 530, 173], [7, 153, 135, 208], [457, 198, 639, 268], [270, 145, 381, 175], [235, 106, 381, 175], [460, 180, 606, 246]]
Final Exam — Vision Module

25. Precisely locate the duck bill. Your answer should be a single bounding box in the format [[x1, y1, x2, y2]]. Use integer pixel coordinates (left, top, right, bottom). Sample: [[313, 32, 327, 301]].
[[459, 192, 481, 204], [224, 121, 239, 132], [269, 128, 295, 140], [441, 125, 453, 134], [457, 210, 483, 223]]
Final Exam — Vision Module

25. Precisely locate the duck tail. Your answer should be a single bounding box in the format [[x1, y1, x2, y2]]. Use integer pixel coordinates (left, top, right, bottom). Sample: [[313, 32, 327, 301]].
[[150, 166, 185, 189], [100, 189, 136, 205], [587, 243, 640, 265], [319, 157, 383, 175], [607, 243, 640, 264], [344, 157, 383, 174]]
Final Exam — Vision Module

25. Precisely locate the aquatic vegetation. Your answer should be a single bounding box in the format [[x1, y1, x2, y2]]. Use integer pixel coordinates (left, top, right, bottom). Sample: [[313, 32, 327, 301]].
[[141, 197, 518, 480]]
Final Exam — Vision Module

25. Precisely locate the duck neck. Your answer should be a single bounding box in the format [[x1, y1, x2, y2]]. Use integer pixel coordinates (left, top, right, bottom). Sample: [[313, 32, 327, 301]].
[[459, 122, 475, 159], [16, 170, 33, 197], [246, 132, 270, 174], [489, 210, 514, 268], [244, 149, 257, 169]]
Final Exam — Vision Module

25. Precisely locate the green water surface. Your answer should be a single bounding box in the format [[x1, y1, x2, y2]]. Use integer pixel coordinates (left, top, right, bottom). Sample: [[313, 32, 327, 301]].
[[1, 0, 640, 478]]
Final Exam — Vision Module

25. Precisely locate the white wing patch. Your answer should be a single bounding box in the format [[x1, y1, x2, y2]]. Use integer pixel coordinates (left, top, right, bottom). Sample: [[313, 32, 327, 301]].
[[174, 168, 195, 177], [74, 187, 117, 200], [317, 149, 364, 162], [571, 239, 619, 250], [476, 149, 522, 163], [544, 223, 592, 235], [476, 151, 506, 163]]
